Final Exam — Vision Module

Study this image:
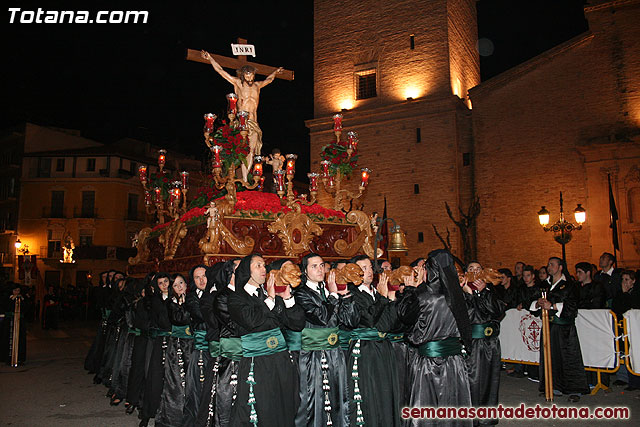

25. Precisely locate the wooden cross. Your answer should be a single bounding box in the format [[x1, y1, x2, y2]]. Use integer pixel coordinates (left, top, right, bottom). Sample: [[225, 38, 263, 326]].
[[186, 37, 294, 81]]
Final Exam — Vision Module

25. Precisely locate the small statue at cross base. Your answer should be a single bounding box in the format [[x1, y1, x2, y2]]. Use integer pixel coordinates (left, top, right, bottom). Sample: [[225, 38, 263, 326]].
[[201, 50, 283, 182], [265, 148, 285, 172]]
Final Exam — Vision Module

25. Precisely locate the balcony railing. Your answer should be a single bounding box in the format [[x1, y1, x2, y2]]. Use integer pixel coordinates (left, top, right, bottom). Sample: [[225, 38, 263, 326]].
[[74, 207, 97, 218], [42, 206, 66, 218]]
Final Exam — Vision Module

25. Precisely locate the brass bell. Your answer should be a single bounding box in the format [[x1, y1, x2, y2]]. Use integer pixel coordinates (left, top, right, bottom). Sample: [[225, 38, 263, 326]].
[[388, 225, 409, 253]]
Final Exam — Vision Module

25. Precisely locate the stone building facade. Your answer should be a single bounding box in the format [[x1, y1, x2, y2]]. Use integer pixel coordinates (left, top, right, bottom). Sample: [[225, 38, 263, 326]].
[[308, 0, 640, 268]]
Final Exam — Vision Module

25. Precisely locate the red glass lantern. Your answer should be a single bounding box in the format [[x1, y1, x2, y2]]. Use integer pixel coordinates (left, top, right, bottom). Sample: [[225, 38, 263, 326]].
[[253, 156, 263, 177], [320, 160, 330, 179], [258, 176, 265, 190], [332, 113, 343, 131], [144, 190, 152, 206], [204, 113, 216, 133], [226, 93, 238, 113], [212, 145, 223, 168], [153, 187, 162, 203], [275, 170, 286, 192], [180, 171, 189, 189], [307, 172, 319, 192], [360, 168, 371, 187], [347, 131, 359, 152], [138, 165, 148, 183], [238, 111, 249, 130], [158, 149, 167, 169], [286, 154, 297, 175]]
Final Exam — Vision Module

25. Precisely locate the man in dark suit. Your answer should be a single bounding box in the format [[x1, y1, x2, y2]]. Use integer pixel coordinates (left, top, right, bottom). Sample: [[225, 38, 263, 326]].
[[593, 252, 622, 307]]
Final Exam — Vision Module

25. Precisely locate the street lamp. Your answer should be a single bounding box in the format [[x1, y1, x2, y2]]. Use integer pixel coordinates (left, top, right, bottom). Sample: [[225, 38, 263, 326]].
[[537, 192, 586, 264], [372, 216, 409, 273], [14, 237, 29, 255]]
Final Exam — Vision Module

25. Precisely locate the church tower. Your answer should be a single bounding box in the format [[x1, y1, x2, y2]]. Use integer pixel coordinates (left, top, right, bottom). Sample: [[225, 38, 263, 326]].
[[306, 0, 480, 260]]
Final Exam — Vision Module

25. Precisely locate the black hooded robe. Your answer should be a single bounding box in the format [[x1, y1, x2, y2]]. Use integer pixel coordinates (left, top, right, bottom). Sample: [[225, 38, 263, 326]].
[[396, 250, 472, 427]]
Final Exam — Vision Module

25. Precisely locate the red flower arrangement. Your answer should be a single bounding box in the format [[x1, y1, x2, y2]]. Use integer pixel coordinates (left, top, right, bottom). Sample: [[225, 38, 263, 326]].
[[213, 124, 250, 171], [320, 138, 358, 177], [152, 191, 345, 232]]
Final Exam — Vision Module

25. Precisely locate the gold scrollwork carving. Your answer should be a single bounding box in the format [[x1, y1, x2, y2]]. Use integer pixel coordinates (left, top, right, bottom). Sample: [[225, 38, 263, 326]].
[[159, 221, 188, 260], [128, 227, 152, 265], [334, 210, 383, 259], [268, 212, 323, 257], [199, 201, 255, 256]]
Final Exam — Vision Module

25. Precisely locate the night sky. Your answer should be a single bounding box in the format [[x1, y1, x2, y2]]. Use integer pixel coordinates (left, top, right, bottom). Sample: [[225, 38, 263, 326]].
[[2, 0, 588, 174]]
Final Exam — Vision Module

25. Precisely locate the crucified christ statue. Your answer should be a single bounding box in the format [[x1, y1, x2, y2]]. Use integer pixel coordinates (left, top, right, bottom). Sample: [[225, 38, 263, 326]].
[[201, 49, 283, 181]]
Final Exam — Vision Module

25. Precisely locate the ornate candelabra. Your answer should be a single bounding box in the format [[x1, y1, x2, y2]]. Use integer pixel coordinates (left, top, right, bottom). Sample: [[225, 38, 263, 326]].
[[203, 111, 262, 216], [138, 152, 190, 224]]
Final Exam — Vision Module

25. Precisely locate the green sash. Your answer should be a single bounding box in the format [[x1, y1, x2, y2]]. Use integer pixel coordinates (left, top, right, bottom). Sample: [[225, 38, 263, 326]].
[[150, 328, 171, 338], [102, 309, 112, 321], [550, 315, 572, 326], [338, 329, 352, 350], [128, 327, 141, 336], [241, 328, 287, 357], [208, 340, 221, 357], [387, 333, 405, 343], [282, 330, 302, 351], [471, 322, 496, 339], [220, 337, 243, 361], [193, 329, 208, 351], [418, 337, 463, 358], [171, 325, 193, 339], [301, 327, 340, 351], [352, 327, 387, 341]]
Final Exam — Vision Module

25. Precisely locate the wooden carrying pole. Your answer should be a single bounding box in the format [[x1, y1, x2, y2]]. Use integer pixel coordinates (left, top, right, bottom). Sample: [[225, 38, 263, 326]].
[[541, 291, 553, 401], [10, 296, 21, 367]]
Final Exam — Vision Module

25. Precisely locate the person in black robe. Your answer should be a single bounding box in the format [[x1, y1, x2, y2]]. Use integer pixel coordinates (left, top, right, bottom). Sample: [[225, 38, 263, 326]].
[[182, 264, 213, 427], [374, 267, 414, 416], [43, 286, 60, 330], [155, 273, 195, 427], [197, 258, 242, 427], [575, 262, 606, 309], [462, 262, 506, 426], [612, 270, 640, 391], [228, 253, 305, 427], [194, 262, 227, 427], [293, 253, 359, 427], [516, 265, 541, 381], [124, 273, 154, 415], [396, 249, 472, 427], [84, 271, 110, 378], [139, 273, 172, 427], [110, 277, 141, 405], [527, 257, 590, 402], [267, 259, 303, 365], [346, 255, 400, 427], [98, 272, 127, 391], [0, 284, 27, 365]]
